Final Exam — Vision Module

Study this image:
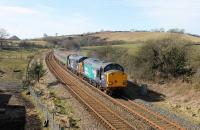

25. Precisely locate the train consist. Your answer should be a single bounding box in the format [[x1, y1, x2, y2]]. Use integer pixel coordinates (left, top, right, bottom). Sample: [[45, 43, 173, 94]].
[[54, 49, 127, 95]]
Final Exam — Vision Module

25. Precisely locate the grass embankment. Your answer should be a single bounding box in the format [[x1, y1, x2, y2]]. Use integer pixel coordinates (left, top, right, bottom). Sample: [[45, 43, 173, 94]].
[[0, 49, 43, 83]]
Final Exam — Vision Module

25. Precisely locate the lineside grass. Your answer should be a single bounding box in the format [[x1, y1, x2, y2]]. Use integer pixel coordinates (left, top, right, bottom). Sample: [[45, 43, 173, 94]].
[[0, 49, 44, 83], [0, 50, 36, 59]]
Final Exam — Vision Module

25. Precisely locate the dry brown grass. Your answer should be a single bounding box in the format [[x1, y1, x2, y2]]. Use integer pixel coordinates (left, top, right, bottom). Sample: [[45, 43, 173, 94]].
[[148, 80, 200, 124], [28, 40, 49, 45], [12, 40, 49, 46], [92, 32, 200, 43]]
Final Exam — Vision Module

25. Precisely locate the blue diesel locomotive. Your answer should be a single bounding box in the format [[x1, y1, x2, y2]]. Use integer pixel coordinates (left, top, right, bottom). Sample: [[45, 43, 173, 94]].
[[54, 50, 127, 94]]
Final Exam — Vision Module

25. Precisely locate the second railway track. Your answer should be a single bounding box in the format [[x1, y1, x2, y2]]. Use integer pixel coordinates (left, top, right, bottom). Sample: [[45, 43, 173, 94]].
[[46, 52, 186, 130]]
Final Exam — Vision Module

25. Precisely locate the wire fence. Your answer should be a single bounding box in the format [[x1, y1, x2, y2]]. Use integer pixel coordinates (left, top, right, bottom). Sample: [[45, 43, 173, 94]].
[[28, 86, 66, 130]]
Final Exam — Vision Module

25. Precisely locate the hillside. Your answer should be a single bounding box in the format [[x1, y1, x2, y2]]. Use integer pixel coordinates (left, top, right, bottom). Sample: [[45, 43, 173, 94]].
[[91, 32, 200, 43], [83, 32, 200, 125], [81, 32, 200, 56]]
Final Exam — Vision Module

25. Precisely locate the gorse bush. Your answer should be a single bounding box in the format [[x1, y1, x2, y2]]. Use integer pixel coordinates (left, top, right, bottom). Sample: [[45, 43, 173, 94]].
[[134, 37, 193, 79]]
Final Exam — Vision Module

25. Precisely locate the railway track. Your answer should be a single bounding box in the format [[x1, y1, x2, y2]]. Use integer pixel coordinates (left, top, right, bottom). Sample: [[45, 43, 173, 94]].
[[46, 53, 136, 130], [46, 52, 186, 130]]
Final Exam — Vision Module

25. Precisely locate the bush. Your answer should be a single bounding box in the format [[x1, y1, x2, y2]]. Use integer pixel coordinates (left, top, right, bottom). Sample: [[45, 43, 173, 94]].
[[133, 37, 193, 79], [28, 61, 46, 82], [19, 41, 46, 48], [61, 39, 80, 50]]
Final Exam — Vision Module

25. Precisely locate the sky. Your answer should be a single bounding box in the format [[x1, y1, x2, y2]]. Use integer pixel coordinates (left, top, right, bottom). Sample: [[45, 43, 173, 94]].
[[0, 0, 200, 38]]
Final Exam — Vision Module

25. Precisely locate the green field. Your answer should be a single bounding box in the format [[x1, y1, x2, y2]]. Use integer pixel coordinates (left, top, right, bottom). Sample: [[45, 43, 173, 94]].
[[0, 49, 43, 83], [0, 50, 36, 59], [81, 43, 143, 56]]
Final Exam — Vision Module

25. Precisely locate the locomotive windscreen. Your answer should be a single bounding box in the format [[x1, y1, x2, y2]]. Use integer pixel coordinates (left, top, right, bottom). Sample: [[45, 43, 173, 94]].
[[104, 64, 124, 72]]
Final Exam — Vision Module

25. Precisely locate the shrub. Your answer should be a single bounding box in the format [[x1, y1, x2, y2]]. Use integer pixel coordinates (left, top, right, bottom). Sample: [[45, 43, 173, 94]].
[[28, 61, 46, 82], [61, 39, 80, 50], [19, 41, 46, 48], [133, 36, 193, 79]]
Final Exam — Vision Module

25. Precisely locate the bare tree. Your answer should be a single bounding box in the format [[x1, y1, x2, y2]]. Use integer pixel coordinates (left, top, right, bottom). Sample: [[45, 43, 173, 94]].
[[0, 28, 9, 48]]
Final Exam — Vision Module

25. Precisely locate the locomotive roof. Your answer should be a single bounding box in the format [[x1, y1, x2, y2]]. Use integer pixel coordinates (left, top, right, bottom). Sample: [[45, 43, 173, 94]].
[[83, 58, 118, 69], [83, 58, 104, 69], [68, 54, 87, 61]]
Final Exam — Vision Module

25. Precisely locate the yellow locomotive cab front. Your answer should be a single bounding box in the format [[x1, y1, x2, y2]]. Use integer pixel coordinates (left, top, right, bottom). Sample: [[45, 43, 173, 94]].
[[106, 70, 127, 88]]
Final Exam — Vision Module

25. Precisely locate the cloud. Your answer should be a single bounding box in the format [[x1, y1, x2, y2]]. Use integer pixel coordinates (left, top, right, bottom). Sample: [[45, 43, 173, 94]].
[[0, 6, 39, 16], [0, 5, 99, 38], [34, 4, 56, 12]]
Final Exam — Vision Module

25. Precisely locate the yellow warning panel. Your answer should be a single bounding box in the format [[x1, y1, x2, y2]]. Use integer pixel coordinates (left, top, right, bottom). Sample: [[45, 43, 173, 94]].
[[106, 70, 127, 88]]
